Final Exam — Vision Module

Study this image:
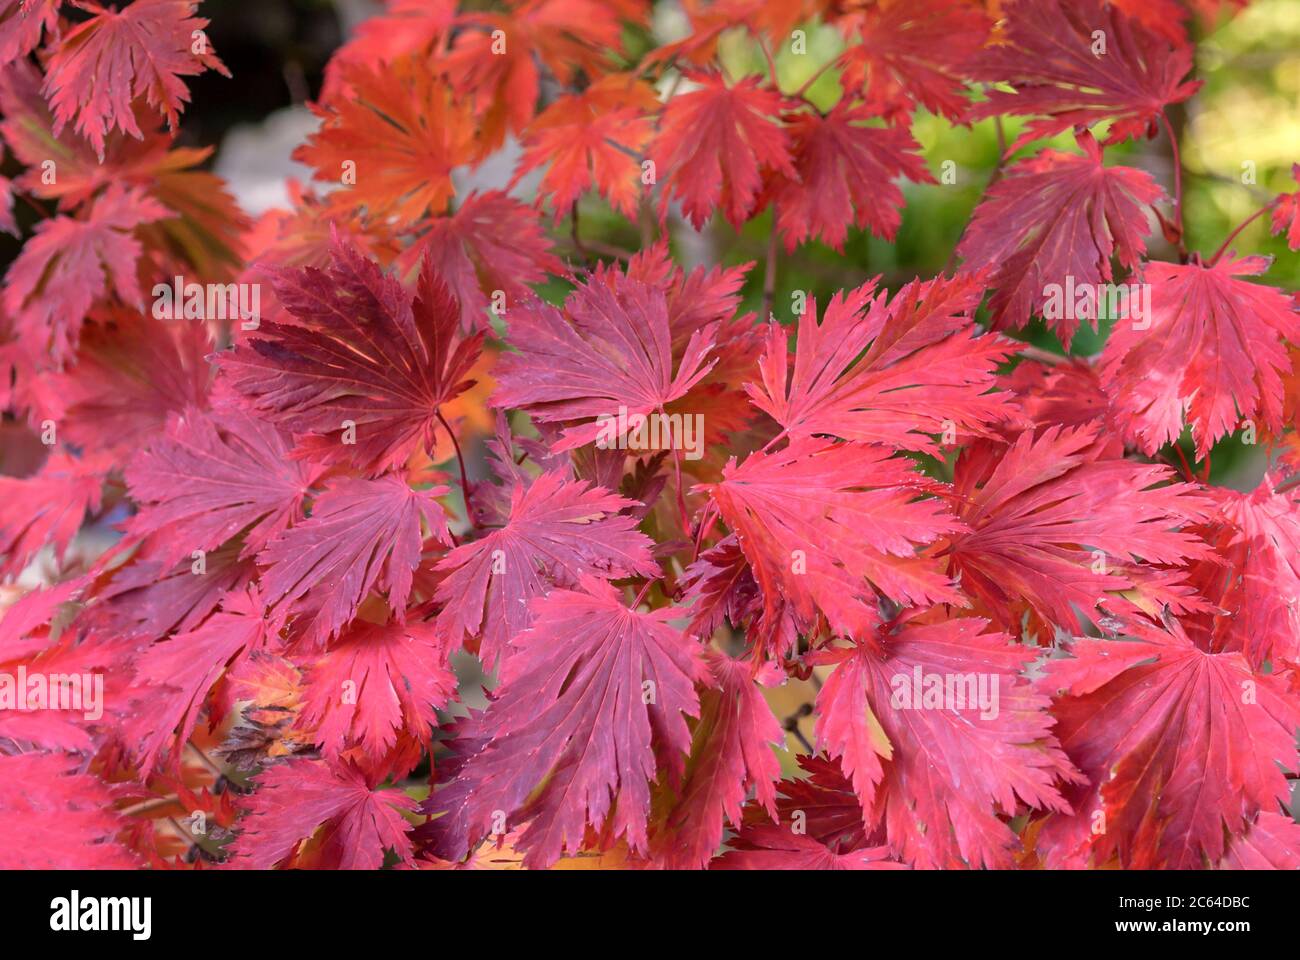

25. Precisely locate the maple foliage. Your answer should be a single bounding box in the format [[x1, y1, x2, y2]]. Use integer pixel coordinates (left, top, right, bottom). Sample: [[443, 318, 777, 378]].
[[0, 0, 1297, 877], [956, 131, 1165, 344]]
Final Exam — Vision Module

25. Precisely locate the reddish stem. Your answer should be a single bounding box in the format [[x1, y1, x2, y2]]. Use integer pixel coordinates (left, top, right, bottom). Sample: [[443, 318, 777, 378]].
[[1159, 112, 1187, 258], [794, 54, 840, 99], [435, 408, 473, 528], [632, 579, 655, 608], [1209, 198, 1279, 265], [754, 30, 779, 88]]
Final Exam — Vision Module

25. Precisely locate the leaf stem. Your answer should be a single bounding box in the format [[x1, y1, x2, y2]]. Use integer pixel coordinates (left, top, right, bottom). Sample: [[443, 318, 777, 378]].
[[943, 114, 1008, 275], [1208, 198, 1279, 265], [754, 31, 779, 88], [1159, 112, 1187, 259], [762, 203, 779, 318], [1017, 344, 1068, 366], [632, 579, 655, 608], [435, 408, 473, 527], [666, 414, 692, 538], [793, 53, 841, 99]]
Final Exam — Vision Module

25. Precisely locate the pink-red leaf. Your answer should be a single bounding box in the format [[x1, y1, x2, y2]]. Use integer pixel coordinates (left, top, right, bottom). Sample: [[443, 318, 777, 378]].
[[230, 758, 417, 870], [1100, 255, 1300, 458], [649, 71, 794, 230], [492, 271, 718, 452], [221, 238, 483, 475], [956, 132, 1164, 344], [44, 0, 229, 159], [257, 475, 449, 646], [814, 617, 1078, 868], [432, 470, 658, 668], [421, 577, 706, 868], [1036, 615, 1300, 869], [702, 439, 964, 640]]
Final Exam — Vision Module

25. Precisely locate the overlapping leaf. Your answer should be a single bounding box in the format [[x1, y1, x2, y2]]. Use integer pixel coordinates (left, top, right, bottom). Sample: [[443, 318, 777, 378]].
[[221, 238, 483, 475]]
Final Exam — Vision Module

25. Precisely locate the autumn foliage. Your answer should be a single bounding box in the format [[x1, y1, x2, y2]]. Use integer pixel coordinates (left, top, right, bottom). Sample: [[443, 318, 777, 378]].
[[1, 0, 1300, 872]]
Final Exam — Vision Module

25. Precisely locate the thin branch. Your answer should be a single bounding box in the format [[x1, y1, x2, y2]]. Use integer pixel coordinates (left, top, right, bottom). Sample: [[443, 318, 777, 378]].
[[781, 704, 814, 753]]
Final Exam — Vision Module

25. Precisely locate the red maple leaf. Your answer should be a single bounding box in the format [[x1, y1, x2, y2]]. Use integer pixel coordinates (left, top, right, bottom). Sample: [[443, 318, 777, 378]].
[[229, 758, 418, 869], [492, 271, 718, 452], [2, 183, 170, 361], [745, 273, 1020, 453], [649, 71, 795, 230], [298, 619, 456, 765], [942, 424, 1212, 633], [649, 653, 784, 869], [713, 830, 906, 870], [1270, 162, 1300, 251], [257, 475, 449, 647], [442, 0, 633, 152], [1100, 255, 1300, 458], [1001, 356, 1119, 443], [1218, 811, 1300, 870], [400, 191, 562, 330], [701, 439, 964, 641], [1108, 0, 1194, 44], [836, 0, 992, 123], [432, 470, 658, 668], [767, 103, 933, 250], [125, 586, 273, 772], [421, 577, 707, 868], [515, 74, 657, 221], [0, 450, 109, 576], [221, 238, 483, 475], [123, 406, 315, 568], [0, 0, 59, 66], [678, 533, 776, 645], [0, 578, 86, 662], [43, 0, 229, 159], [1036, 614, 1300, 868], [321, 0, 454, 99], [711, 752, 907, 869], [296, 54, 474, 226], [0, 753, 138, 868], [30, 309, 212, 457], [967, 0, 1200, 150], [956, 131, 1165, 344], [813, 616, 1079, 868], [1182, 477, 1300, 667], [88, 542, 252, 640], [0, 60, 248, 279]]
